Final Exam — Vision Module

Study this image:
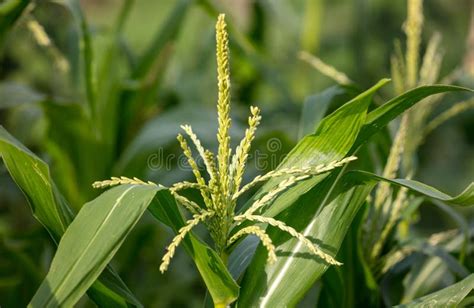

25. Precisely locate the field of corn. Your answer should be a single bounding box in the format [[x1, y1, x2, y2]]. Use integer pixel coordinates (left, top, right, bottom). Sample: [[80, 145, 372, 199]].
[[0, 0, 474, 307]]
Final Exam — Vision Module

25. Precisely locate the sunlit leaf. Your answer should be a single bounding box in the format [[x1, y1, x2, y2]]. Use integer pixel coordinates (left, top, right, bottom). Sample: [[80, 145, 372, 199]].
[[0, 126, 141, 307], [30, 184, 159, 307], [235, 84, 471, 306], [394, 274, 474, 307]]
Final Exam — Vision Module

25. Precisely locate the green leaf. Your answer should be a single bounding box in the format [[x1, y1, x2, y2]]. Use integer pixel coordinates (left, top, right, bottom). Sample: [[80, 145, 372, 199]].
[[237, 79, 390, 220], [297, 86, 343, 139], [228, 236, 259, 279], [237, 169, 473, 306], [233, 80, 389, 305], [407, 241, 469, 278], [42, 102, 109, 207], [350, 170, 474, 206], [30, 184, 159, 307], [235, 84, 472, 306], [0, 0, 30, 46], [0, 126, 141, 307], [318, 266, 346, 307], [119, 0, 194, 138], [60, 0, 96, 117], [354, 84, 472, 149], [237, 172, 377, 306], [318, 202, 379, 307], [394, 274, 474, 308], [149, 190, 240, 307], [0, 126, 73, 240]]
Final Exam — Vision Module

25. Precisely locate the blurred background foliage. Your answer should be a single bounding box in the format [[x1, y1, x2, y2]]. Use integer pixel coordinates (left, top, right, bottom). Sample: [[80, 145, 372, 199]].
[[0, 0, 473, 306]]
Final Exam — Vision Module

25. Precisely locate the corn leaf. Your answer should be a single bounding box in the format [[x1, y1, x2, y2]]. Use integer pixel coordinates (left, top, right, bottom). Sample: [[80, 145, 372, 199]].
[[237, 172, 376, 306], [60, 0, 96, 116], [119, 0, 194, 137], [0, 0, 30, 46], [149, 190, 240, 307], [0, 126, 74, 240], [351, 170, 474, 206], [235, 78, 390, 222], [235, 84, 471, 306], [354, 84, 473, 149], [237, 169, 473, 306], [0, 126, 141, 307], [394, 274, 474, 308], [29, 184, 160, 307], [297, 86, 343, 139]]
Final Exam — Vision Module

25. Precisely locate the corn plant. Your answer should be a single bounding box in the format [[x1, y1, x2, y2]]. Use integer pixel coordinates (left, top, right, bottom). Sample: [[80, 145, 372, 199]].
[[299, 0, 474, 306], [0, 0, 196, 305], [93, 15, 354, 274], [1, 1, 473, 308]]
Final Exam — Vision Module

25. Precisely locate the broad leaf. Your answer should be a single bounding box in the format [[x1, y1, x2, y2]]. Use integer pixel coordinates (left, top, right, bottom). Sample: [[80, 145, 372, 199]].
[[237, 169, 473, 306], [318, 202, 379, 307], [354, 84, 472, 149], [237, 172, 376, 306], [394, 274, 474, 307], [0, 126, 73, 240], [228, 236, 259, 279], [235, 84, 471, 306], [297, 86, 343, 139], [29, 184, 159, 307], [237, 78, 390, 220], [149, 190, 240, 307], [0, 126, 141, 307], [351, 170, 474, 206]]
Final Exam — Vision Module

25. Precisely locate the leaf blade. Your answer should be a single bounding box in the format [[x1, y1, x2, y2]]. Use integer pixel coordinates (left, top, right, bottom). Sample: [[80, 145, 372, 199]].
[[235, 83, 472, 306], [297, 86, 343, 139], [354, 85, 472, 149], [394, 274, 474, 308], [237, 79, 390, 220], [30, 184, 160, 307], [237, 172, 376, 306], [149, 191, 240, 307], [0, 126, 141, 307], [350, 170, 474, 206]]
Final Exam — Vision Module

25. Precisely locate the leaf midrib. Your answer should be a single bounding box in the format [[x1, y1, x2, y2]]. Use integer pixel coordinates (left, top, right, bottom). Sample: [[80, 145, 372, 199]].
[[45, 185, 136, 305], [260, 166, 347, 306]]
